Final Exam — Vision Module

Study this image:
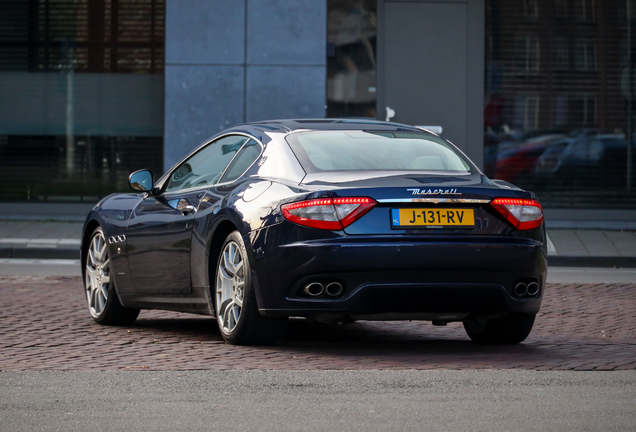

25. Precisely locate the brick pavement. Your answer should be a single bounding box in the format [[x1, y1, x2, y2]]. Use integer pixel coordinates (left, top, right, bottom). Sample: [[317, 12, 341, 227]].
[[1, 275, 635, 371]]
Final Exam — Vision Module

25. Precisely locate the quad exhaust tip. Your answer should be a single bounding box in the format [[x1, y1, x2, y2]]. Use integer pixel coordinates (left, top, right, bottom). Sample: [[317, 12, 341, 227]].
[[304, 282, 324, 297], [514, 283, 527, 296], [303, 282, 344, 297], [514, 282, 540, 297], [325, 282, 343, 297]]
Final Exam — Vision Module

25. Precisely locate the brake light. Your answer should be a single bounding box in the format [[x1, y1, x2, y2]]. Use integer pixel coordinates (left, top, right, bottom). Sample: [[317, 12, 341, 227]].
[[281, 197, 376, 230], [491, 198, 543, 230]]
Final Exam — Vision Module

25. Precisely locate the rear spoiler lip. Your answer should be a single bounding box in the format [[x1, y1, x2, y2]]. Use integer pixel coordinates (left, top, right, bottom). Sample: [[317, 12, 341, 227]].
[[375, 198, 492, 204]]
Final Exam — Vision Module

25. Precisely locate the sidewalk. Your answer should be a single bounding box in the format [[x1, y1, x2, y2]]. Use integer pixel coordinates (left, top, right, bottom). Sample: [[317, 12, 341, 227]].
[[547, 229, 636, 267], [0, 202, 90, 259], [0, 203, 635, 267], [0, 220, 82, 259]]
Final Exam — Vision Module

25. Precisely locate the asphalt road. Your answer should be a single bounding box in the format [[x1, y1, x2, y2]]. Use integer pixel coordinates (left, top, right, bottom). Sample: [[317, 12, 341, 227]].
[[1, 370, 635, 432]]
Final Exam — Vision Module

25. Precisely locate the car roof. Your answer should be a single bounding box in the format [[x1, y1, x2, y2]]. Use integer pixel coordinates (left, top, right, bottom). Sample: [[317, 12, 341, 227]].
[[238, 118, 427, 134]]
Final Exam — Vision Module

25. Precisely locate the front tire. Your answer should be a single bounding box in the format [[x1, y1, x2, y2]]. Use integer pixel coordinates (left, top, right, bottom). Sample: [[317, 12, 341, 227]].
[[84, 227, 139, 325], [214, 231, 286, 345], [463, 313, 535, 344]]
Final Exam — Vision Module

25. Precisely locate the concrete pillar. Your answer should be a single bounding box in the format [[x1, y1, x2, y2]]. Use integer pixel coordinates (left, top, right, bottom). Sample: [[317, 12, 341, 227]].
[[164, 0, 326, 170]]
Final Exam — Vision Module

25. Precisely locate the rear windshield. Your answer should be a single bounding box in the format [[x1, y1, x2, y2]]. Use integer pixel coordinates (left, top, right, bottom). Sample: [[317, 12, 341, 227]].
[[286, 130, 473, 173]]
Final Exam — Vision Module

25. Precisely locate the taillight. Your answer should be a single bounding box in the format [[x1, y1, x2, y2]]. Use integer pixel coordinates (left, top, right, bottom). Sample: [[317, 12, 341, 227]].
[[491, 198, 543, 230], [281, 197, 376, 230]]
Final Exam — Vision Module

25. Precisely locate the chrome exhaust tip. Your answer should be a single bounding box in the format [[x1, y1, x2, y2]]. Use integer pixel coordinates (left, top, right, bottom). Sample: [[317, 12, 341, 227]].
[[304, 282, 324, 297], [514, 283, 528, 296], [526, 282, 540, 296], [325, 282, 343, 297]]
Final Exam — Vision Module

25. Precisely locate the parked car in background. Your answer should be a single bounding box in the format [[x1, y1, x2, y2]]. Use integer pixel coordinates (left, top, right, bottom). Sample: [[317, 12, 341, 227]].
[[535, 134, 632, 188], [494, 135, 567, 185]]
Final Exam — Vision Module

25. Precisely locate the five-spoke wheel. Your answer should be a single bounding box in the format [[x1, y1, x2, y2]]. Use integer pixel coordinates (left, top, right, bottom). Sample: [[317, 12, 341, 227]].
[[214, 231, 286, 345], [83, 227, 139, 325], [216, 239, 245, 335], [85, 229, 111, 319]]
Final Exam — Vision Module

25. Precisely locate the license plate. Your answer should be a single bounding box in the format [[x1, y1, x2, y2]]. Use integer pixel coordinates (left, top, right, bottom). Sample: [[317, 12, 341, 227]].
[[391, 208, 475, 228]]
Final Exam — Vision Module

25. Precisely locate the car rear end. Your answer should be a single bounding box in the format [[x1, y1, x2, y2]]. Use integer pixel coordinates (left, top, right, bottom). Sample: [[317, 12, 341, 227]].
[[249, 127, 547, 337]]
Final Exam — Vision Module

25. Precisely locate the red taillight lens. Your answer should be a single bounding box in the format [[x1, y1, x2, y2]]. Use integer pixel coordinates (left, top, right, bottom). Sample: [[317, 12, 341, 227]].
[[491, 198, 543, 230], [281, 197, 376, 230]]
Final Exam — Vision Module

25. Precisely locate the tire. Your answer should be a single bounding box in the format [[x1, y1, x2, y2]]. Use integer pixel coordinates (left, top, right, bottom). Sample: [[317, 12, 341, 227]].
[[463, 313, 535, 345], [214, 231, 287, 345], [84, 227, 140, 325]]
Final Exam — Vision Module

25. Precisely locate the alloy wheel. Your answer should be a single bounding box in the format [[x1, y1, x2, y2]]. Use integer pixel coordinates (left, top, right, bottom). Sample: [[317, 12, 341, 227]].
[[216, 241, 245, 335], [85, 231, 111, 318]]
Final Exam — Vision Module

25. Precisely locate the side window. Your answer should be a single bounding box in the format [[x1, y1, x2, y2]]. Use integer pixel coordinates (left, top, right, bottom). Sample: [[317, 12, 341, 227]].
[[165, 135, 249, 192], [219, 140, 262, 183]]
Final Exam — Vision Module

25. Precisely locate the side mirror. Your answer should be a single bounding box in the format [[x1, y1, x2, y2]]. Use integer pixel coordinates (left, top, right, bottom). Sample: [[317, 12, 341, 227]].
[[128, 169, 153, 192]]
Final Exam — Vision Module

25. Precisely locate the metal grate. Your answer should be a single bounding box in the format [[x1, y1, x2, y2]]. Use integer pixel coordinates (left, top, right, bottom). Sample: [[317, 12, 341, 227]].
[[484, 0, 636, 208], [0, 0, 165, 73], [0, 134, 163, 201]]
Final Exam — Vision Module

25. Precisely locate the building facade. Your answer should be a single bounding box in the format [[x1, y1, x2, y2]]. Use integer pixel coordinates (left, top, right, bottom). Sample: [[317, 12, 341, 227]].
[[0, 0, 634, 208]]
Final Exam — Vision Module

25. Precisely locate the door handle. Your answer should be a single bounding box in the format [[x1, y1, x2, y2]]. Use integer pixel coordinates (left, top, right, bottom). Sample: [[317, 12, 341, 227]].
[[181, 205, 197, 216]]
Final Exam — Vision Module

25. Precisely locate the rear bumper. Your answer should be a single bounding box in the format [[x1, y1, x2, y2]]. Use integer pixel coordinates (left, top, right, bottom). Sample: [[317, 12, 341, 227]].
[[249, 229, 547, 319]]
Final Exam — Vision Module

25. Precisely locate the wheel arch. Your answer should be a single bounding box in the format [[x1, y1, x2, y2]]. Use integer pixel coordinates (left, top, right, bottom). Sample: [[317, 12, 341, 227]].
[[206, 219, 239, 316]]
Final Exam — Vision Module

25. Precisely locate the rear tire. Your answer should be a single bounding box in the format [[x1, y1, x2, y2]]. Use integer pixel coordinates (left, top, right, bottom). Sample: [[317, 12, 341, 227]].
[[463, 313, 535, 344], [84, 227, 140, 325], [214, 231, 287, 345]]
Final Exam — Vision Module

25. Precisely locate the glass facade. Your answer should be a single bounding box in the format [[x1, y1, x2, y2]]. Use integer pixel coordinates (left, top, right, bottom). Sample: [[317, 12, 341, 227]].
[[485, 0, 636, 208], [0, 0, 164, 201], [326, 0, 377, 118]]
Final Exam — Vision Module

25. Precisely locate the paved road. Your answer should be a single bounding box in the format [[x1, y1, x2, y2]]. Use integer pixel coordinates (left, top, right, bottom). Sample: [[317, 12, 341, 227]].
[[1, 275, 635, 371], [1, 370, 635, 432], [3, 258, 636, 283]]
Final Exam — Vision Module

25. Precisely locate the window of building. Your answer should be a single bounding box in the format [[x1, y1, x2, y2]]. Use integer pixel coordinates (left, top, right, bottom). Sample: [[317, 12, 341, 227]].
[[575, 38, 597, 71], [552, 37, 570, 70], [523, 0, 539, 20], [617, 0, 636, 28], [514, 96, 540, 130], [573, 95, 597, 126], [620, 39, 628, 66], [554, 0, 568, 18], [574, 0, 595, 22], [0, 0, 164, 73], [326, 0, 377, 118], [515, 36, 541, 73], [552, 95, 569, 126]]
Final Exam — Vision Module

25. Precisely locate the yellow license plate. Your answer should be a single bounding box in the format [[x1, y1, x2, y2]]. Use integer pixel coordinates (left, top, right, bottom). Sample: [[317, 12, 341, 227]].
[[391, 208, 475, 228]]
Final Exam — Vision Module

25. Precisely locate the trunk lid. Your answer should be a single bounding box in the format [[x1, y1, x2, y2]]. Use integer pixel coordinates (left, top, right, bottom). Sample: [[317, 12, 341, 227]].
[[301, 172, 533, 235]]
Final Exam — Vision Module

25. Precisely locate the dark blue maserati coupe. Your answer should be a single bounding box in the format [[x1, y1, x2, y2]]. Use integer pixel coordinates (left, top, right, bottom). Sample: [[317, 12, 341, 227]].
[[81, 119, 547, 345]]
